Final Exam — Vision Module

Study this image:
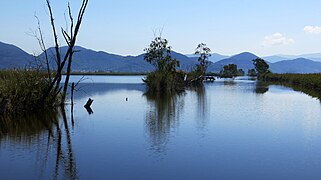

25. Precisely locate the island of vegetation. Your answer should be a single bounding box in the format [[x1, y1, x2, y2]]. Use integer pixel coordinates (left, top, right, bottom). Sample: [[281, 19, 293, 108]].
[[143, 36, 212, 92]]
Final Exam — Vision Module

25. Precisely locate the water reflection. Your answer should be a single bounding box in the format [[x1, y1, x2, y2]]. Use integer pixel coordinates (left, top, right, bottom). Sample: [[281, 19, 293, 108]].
[[0, 108, 77, 180], [255, 81, 269, 94], [145, 92, 185, 153], [190, 86, 209, 130], [223, 79, 237, 86]]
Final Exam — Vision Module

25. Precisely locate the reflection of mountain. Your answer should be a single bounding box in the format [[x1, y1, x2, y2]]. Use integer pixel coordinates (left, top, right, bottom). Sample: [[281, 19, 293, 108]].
[[145, 92, 185, 153], [0, 109, 77, 180], [73, 83, 146, 100]]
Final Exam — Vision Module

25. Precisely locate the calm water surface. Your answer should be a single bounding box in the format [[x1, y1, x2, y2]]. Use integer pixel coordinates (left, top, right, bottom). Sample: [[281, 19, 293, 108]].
[[1, 76, 321, 179]]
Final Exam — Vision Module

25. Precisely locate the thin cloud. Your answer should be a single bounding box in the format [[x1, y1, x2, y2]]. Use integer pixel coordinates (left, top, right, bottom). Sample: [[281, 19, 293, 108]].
[[262, 33, 295, 47], [304, 26, 321, 34]]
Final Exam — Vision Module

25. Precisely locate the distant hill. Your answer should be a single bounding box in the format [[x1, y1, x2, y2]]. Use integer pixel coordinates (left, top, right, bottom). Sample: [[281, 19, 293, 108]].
[[0, 41, 33, 69], [42, 46, 153, 72], [2, 41, 321, 74], [41, 46, 200, 72], [265, 53, 321, 62], [208, 52, 259, 72], [263, 55, 290, 63], [270, 58, 321, 73], [186, 53, 229, 63]]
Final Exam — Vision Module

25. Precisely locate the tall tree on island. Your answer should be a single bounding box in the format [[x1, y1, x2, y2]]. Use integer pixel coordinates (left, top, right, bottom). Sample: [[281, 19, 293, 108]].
[[253, 58, 270, 78], [143, 37, 184, 92], [144, 37, 179, 72], [195, 43, 211, 76]]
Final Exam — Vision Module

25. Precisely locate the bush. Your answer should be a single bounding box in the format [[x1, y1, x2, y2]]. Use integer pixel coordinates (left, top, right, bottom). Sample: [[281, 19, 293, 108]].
[[143, 71, 185, 92]]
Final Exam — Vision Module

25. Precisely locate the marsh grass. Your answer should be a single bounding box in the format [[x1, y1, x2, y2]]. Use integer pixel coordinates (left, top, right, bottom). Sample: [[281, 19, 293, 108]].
[[264, 73, 321, 91], [264, 73, 321, 99], [0, 69, 59, 116]]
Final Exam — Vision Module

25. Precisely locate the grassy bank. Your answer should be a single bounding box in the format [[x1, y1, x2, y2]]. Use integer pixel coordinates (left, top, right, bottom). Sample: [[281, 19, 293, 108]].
[[264, 73, 321, 99], [0, 69, 58, 116]]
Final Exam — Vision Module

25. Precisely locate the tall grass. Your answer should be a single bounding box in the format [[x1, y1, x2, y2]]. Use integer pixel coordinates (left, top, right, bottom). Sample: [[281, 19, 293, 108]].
[[264, 73, 321, 91], [264, 73, 321, 99], [0, 69, 59, 116]]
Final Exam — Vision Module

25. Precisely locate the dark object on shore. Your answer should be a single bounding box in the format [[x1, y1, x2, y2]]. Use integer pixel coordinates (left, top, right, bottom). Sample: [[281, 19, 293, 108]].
[[126, 97, 128, 101]]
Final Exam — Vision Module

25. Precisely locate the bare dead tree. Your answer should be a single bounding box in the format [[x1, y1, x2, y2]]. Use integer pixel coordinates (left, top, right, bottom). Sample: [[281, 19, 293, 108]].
[[41, 0, 89, 104], [34, 14, 52, 81]]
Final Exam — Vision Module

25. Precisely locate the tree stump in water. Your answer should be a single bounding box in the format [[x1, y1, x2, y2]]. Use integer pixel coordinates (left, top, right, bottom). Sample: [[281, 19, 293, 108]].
[[84, 98, 94, 114], [84, 98, 94, 108]]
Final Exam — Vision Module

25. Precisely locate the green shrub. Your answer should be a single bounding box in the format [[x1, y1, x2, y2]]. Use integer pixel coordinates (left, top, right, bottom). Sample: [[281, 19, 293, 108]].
[[144, 71, 186, 92]]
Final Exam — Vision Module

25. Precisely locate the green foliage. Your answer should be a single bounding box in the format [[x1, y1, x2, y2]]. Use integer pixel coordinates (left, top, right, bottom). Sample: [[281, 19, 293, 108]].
[[248, 69, 257, 76], [0, 69, 58, 116], [144, 37, 180, 72], [143, 38, 212, 92], [220, 64, 239, 78], [253, 58, 270, 75], [143, 37, 185, 92], [185, 69, 204, 86], [143, 71, 185, 92], [195, 43, 211, 75], [238, 69, 245, 76]]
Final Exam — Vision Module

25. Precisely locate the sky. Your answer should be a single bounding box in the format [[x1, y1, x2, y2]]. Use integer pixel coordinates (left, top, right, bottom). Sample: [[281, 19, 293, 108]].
[[0, 0, 321, 57]]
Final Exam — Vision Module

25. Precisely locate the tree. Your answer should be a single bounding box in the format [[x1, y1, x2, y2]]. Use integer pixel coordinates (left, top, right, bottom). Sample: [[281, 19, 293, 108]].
[[237, 69, 245, 76], [195, 43, 211, 75], [40, 0, 89, 104], [143, 37, 184, 92], [253, 58, 269, 75], [144, 37, 179, 72], [220, 64, 238, 78], [247, 69, 257, 77]]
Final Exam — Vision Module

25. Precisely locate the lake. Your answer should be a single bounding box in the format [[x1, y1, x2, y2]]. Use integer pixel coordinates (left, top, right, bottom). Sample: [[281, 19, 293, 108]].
[[1, 75, 321, 179]]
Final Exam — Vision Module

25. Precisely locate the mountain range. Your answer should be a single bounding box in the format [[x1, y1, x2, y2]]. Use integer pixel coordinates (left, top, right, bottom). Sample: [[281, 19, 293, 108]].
[[0, 42, 33, 69], [1, 41, 321, 74]]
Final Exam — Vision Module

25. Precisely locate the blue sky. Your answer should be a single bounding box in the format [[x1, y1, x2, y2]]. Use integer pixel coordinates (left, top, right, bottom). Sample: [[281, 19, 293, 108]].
[[0, 0, 321, 56]]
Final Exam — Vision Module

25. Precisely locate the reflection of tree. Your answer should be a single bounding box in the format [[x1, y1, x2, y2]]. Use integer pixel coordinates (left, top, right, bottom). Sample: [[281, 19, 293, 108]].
[[189, 86, 208, 130], [145, 92, 185, 153], [223, 80, 236, 86], [0, 107, 77, 179], [255, 81, 269, 94]]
